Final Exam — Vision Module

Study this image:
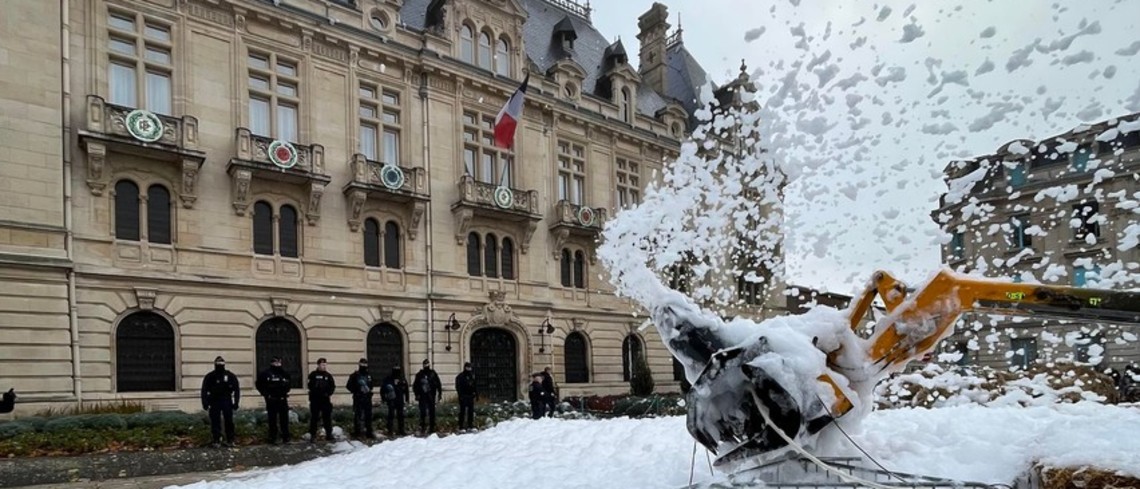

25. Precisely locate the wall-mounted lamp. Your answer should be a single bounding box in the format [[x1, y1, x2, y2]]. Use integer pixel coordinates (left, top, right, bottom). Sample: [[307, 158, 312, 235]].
[[537, 318, 555, 353], [443, 313, 462, 351]]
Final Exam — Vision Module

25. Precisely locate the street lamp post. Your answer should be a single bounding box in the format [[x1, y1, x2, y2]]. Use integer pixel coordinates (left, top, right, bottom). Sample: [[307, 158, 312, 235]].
[[537, 318, 555, 353], [443, 313, 462, 351]]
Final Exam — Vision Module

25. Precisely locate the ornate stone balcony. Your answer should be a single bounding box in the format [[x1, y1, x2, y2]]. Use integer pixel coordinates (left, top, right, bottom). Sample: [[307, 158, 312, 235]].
[[451, 175, 542, 253], [343, 154, 429, 238], [78, 95, 206, 207], [549, 199, 607, 260], [226, 128, 331, 225]]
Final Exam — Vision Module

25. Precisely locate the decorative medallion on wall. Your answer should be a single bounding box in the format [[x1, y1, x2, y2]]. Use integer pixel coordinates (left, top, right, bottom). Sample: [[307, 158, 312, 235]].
[[125, 109, 164, 143], [380, 164, 405, 190], [493, 186, 514, 209], [577, 207, 595, 226], [268, 140, 298, 169]]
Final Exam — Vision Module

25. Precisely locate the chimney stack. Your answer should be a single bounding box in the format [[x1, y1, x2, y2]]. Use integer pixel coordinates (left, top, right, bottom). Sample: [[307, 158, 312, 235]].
[[636, 2, 670, 95]]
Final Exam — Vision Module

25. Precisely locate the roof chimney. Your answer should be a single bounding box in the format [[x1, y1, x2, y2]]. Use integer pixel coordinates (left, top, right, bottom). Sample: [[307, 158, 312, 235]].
[[636, 2, 670, 95]]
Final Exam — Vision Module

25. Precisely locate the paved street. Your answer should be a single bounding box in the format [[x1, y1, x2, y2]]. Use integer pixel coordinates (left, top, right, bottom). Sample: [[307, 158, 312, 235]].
[[18, 471, 231, 489]]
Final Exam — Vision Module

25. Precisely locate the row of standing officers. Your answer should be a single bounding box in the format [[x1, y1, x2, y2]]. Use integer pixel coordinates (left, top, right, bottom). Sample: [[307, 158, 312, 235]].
[[200, 356, 481, 446]]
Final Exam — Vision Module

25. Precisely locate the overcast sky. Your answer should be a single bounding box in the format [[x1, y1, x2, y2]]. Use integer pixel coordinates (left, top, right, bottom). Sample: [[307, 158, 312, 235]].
[[590, 0, 1140, 295]]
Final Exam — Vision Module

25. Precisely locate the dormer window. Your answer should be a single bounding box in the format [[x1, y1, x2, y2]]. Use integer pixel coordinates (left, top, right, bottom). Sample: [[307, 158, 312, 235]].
[[553, 16, 578, 52]]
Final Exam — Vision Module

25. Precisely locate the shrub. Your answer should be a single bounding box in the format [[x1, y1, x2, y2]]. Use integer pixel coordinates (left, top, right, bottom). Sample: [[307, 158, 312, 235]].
[[630, 354, 656, 396], [42, 415, 88, 433], [0, 421, 35, 439]]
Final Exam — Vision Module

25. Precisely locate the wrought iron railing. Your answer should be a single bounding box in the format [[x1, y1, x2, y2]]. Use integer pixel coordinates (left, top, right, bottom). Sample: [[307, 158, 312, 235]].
[[544, 0, 591, 20]]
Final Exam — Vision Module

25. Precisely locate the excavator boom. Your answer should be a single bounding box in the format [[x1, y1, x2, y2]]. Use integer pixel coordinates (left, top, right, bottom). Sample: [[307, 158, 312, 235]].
[[825, 269, 1140, 418]]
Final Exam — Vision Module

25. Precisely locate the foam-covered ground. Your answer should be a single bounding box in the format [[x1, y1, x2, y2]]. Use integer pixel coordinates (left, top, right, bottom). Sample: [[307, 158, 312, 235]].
[[172, 402, 1140, 489]]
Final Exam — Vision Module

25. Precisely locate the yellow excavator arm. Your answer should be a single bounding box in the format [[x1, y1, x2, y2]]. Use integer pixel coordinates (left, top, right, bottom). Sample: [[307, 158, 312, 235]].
[[823, 269, 1140, 419]]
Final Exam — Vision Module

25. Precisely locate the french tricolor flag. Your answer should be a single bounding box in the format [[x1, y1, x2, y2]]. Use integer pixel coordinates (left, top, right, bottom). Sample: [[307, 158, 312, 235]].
[[493, 73, 529, 150]]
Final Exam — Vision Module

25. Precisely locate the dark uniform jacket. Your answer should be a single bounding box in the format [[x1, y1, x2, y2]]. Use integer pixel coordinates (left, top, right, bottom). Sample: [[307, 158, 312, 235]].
[[201, 368, 241, 408], [382, 374, 410, 407], [413, 368, 443, 402], [307, 370, 336, 400], [256, 366, 291, 401], [346, 369, 374, 401], [455, 371, 477, 401]]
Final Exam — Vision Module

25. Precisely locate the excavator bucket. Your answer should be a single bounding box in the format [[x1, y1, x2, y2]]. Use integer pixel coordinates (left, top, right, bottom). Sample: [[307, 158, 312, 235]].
[[684, 339, 836, 469]]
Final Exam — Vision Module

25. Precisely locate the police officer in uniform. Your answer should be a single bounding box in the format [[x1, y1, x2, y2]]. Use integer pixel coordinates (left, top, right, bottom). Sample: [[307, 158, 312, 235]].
[[306, 357, 336, 442], [346, 358, 375, 439], [256, 356, 292, 444], [200, 356, 240, 447]]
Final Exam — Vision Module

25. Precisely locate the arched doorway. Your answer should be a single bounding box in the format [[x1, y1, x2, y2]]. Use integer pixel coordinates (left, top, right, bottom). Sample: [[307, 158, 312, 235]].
[[116, 311, 176, 392], [255, 318, 303, 388], [367, 322, 404, 375], [470, 327, 517, 402]]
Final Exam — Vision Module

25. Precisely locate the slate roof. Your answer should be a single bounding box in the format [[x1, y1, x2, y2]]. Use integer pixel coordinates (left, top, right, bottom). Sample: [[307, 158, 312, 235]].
[[398, 0, 712, 122], [664, 42, 709, 126]]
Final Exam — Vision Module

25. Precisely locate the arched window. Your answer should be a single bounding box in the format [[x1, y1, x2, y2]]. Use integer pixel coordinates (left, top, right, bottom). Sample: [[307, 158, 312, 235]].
[[364, 218, 380, 267], [560, 249, 572, 287], [501, 237, 515, 280], [622, 334, 643, 382], [384, 220, 401, 269], [564, 332, 589, 384], [114, 180, 140, 241], [367, 322, 404, 375], [256, 318, 303, 388], [253, 201, 274, 255], [496, 38, 511, 77], [116, 311, 175, 392], [459, 25, 475, 63], [620, 88, 632, 123], [484, 233, 499, 278], [478, 31, 493, 70], [279, 204, 299, 258], [573, 250, 586, 289], [466, 232, 482, 276], [147, 184, 172, 244]]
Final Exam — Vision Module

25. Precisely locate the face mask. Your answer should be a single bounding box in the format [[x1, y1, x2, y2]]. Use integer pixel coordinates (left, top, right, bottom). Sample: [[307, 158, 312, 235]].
[[215, 363, 225, 371]]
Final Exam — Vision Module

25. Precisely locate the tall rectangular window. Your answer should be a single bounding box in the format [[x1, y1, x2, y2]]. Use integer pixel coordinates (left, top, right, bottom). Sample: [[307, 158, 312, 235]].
[[1070, 145, 1092, 172], [359, 83, 401, 164], [1009, 214, 1032, 250], [1009, 337, 1037, 369], [462, 110, 513, 186], [248, 51, 300, 141], [1073, 265, 1101, 288], [1007, 161, 1026, 188], [616, 157, 641, 208], [1071, 201, 1100, 242], [949, 232, 965, 261], [557, 141, 586, 205], [107, 10, 172, 114]]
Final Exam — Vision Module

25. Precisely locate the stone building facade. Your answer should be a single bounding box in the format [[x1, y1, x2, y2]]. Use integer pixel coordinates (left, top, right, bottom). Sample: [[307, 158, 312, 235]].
[[0, 0, 784, 411], [931, 112, 1140, 372]]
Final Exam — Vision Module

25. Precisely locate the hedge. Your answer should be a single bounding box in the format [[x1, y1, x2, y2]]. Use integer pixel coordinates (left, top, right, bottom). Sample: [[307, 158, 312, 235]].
[[0, 394, 690, 457]]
